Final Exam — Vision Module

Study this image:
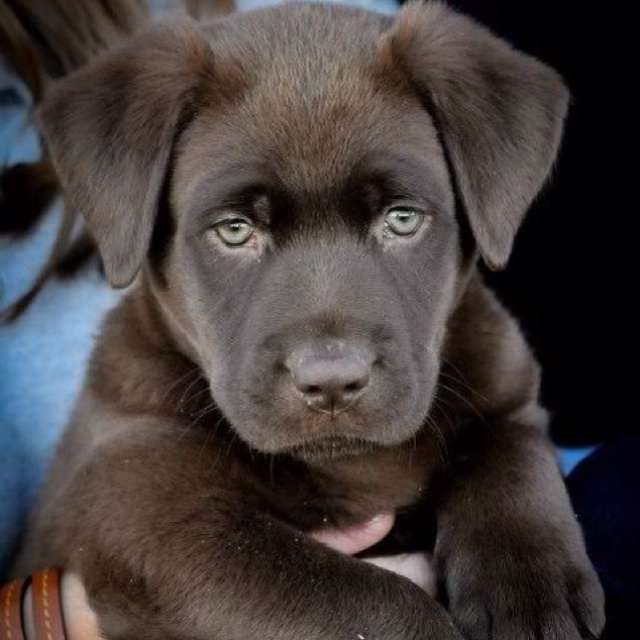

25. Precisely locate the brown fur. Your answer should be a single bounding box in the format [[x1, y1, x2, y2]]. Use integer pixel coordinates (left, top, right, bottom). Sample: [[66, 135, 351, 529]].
[[15, 3, 603, 639]]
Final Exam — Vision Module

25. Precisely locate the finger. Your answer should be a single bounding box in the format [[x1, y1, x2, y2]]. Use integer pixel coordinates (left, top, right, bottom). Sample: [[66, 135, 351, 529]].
[[310, 511, 395, 555], [61, 573, 103, 640]]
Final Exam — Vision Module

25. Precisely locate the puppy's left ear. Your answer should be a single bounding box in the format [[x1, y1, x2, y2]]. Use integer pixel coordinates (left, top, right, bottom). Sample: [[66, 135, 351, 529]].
[[381, 1, 570, 269], [38, 20, 220, 288]]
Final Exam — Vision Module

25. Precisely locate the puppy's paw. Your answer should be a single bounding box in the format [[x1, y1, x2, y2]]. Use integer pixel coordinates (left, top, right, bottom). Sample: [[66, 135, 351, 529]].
[[439, 530, 605, 640]]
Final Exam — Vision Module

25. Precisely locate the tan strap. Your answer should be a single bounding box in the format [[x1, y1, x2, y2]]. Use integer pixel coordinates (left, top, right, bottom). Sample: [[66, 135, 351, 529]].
[[31, 571, 66, 640], [0, 577, 27, 640]]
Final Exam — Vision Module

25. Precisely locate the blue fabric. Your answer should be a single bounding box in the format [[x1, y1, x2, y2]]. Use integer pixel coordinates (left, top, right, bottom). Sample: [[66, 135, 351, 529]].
[[0, 221, 120, 575], [0, 65, 120, 576], [0, 61, 39, 168], [148, 0, 400, 13], [559, 446, 596, 475]]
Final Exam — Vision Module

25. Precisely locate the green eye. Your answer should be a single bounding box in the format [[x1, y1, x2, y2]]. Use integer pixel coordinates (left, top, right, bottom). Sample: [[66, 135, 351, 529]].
[[384, 207, 424, 237], [215, 219, 255, 246]]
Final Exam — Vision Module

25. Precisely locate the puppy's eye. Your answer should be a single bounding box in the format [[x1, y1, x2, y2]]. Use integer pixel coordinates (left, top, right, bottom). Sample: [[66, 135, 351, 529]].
[[384, 206, 425, 237], [214, 219, 255, 247]]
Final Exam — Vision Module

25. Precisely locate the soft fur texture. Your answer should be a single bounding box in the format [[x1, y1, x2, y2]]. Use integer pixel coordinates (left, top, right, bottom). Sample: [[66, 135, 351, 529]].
[[16, 2, 604, 639]]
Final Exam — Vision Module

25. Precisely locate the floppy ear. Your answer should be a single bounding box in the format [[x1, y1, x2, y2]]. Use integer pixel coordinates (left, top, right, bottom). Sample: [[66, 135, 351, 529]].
[[382, 1, 570, 269], [38, 20, 217, 288]]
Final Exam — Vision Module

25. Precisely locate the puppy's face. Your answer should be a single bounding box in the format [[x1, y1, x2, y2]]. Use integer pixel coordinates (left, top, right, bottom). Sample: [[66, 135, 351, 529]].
[[168, 73, 458, 455], [40, 3, 569, 459]]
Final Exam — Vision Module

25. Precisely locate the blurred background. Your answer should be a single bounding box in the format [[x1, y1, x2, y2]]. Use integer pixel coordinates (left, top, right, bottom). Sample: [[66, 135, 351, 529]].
[[448, 0, 638, 447]]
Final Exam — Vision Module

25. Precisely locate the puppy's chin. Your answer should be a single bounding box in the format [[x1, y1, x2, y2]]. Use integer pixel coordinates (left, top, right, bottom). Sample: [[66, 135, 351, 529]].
[[233, 407, 417, 459]]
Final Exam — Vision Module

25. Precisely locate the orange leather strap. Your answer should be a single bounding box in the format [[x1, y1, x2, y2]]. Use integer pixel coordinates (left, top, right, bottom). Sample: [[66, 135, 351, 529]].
[[31, 570, 66, 640], [0, 578, 27, 640]]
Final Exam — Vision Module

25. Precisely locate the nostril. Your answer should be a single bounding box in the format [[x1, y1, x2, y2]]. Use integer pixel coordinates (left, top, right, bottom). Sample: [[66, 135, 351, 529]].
[[344, 378, 367, 393], [300, 384, 323, 396]]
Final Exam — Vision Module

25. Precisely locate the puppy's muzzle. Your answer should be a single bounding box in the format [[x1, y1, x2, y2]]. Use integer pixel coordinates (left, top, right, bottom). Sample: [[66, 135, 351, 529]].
[[287, 341, 372, 415]]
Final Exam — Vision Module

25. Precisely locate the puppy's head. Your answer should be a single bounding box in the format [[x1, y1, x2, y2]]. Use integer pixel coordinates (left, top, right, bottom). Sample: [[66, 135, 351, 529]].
[[40, 2, 568, 458]]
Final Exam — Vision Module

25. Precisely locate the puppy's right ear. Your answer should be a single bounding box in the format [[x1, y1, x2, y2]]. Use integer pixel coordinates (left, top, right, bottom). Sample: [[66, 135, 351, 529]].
[[39, 21, 220, 288], [381, 1, 569, 270]]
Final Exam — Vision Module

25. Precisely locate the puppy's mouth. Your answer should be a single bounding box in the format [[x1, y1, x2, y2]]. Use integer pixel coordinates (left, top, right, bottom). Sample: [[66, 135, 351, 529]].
[[297, 406, 368, 434], [281, 435, 387, 462]]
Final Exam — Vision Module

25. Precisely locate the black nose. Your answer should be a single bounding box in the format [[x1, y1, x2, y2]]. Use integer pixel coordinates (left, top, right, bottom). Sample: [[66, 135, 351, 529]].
[[288, 344, 371, 414]]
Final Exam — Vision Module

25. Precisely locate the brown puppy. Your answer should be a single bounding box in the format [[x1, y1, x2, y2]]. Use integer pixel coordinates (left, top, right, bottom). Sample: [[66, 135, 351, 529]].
[[16, 2, 604, 639]]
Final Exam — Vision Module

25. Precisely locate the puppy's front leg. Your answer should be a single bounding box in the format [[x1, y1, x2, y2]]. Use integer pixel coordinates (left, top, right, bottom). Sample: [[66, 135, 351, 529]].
[[435, 415, 605, 640], [35, 423, 461, 640]]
